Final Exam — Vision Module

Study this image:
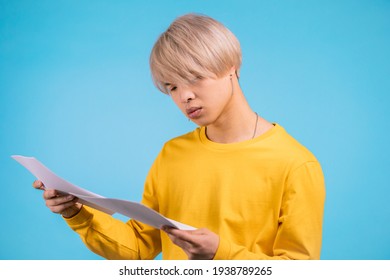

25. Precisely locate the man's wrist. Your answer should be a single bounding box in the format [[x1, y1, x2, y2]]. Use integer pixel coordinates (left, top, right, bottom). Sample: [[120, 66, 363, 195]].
[[61, 203, 83, 218]]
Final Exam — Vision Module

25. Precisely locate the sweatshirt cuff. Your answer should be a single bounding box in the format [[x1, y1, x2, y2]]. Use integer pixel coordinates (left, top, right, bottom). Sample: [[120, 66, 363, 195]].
[[63, 206, 93, 229], [213, 237, 231, 260]]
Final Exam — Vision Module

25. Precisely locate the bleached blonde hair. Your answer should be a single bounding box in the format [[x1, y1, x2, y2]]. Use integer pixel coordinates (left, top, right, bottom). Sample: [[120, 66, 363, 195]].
[[150, 13, 242, 94]]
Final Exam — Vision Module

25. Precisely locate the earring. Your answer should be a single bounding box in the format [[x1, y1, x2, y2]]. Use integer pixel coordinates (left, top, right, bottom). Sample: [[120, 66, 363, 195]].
[[230, 74, 234, 96]]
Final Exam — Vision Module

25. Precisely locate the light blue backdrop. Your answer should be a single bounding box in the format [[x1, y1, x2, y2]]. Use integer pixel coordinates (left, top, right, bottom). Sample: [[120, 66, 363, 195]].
[[1, 0, 389, 260]]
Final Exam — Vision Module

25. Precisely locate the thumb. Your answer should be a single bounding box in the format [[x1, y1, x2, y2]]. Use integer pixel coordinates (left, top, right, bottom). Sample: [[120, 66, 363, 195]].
[[32, 180, 45, 191]]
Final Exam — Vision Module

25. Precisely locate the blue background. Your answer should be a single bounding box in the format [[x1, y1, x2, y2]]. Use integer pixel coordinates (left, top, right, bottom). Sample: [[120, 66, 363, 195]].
[[1, 0, 389, 260]]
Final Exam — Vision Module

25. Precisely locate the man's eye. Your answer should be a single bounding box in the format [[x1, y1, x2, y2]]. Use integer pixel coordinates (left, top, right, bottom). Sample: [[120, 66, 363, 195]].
[[170, 86, 177, 92], [190, 76, 203, 85]]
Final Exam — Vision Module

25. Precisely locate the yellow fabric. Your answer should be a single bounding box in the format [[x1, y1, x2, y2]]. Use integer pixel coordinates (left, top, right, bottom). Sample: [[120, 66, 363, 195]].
[[65, 124, 325, 259]]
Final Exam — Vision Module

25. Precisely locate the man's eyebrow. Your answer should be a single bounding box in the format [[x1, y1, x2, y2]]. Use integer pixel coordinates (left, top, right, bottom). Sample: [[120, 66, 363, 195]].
[[164, 83, 171, 86]]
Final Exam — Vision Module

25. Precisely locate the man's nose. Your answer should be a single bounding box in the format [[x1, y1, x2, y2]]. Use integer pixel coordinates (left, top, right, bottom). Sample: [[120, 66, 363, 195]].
[[179, 87, 196, 104]]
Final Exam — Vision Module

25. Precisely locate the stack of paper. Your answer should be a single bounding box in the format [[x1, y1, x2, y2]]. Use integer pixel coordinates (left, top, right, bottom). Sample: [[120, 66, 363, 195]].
[[12, 155, 195, 230]]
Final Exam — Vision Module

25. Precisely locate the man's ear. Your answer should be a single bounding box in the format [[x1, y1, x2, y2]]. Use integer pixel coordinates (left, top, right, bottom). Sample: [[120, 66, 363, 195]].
[[235, 69, 240, 79], [229, 66, 240, 79]]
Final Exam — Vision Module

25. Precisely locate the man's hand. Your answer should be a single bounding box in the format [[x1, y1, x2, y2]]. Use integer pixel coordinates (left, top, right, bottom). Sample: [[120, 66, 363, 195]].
[[163, 227, 219, 260], [32, 180, 82, 218]]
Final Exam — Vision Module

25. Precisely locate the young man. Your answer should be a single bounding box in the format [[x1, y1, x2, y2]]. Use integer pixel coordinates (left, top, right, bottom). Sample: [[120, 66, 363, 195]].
[[33, 13, 325, 260]]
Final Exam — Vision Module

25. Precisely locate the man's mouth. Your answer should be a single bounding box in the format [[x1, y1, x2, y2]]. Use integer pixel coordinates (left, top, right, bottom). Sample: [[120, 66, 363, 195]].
[[186, 107, 203, 119]]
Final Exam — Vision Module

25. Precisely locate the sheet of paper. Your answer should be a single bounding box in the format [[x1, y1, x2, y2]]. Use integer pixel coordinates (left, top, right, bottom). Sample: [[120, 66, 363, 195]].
[[12, 155, 195, 230]]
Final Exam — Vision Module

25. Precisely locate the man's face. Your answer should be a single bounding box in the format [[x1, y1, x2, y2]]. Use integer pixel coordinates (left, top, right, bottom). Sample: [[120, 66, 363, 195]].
[[166, 73, 234, 127]]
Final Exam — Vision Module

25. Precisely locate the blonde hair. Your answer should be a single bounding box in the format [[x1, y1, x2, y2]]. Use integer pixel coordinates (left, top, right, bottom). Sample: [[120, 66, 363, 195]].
[[150, 13, 242, 94]]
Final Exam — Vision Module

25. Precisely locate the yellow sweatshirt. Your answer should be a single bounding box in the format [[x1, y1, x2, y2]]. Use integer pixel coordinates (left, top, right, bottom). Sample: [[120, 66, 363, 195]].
[[65, 124, 325, 260]]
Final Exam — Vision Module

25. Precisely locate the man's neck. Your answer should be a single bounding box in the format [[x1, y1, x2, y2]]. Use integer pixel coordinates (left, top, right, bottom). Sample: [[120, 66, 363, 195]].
[[205, 89, 263, 143]]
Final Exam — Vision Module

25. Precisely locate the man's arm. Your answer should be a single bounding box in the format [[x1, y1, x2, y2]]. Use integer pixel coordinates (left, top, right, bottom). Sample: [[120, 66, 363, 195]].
[[32, 180, 162, 260]]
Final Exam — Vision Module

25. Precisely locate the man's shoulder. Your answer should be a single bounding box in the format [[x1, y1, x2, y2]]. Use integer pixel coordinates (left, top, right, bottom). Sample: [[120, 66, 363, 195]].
[[271, 124, 319, 163], [163, 127, 201, 149]]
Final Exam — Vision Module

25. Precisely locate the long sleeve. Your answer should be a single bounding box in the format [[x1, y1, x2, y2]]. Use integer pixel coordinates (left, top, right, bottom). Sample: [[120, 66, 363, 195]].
[[64, 157, 163, 260], [64, 205, 161, 259]]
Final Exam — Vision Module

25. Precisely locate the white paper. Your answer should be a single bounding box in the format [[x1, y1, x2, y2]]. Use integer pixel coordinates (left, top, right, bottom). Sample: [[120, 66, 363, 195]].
[[12, 155, 195, 230]]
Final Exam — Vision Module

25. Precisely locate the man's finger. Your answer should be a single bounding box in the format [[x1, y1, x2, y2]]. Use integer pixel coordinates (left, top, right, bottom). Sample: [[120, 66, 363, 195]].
[[45, 194, 76, 206], [48, 199, 78, 214], [164, 228, 198, 244], [43, 189, 58, 200], [32, 180, 45, 190], [165, 232, 194, 251]]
